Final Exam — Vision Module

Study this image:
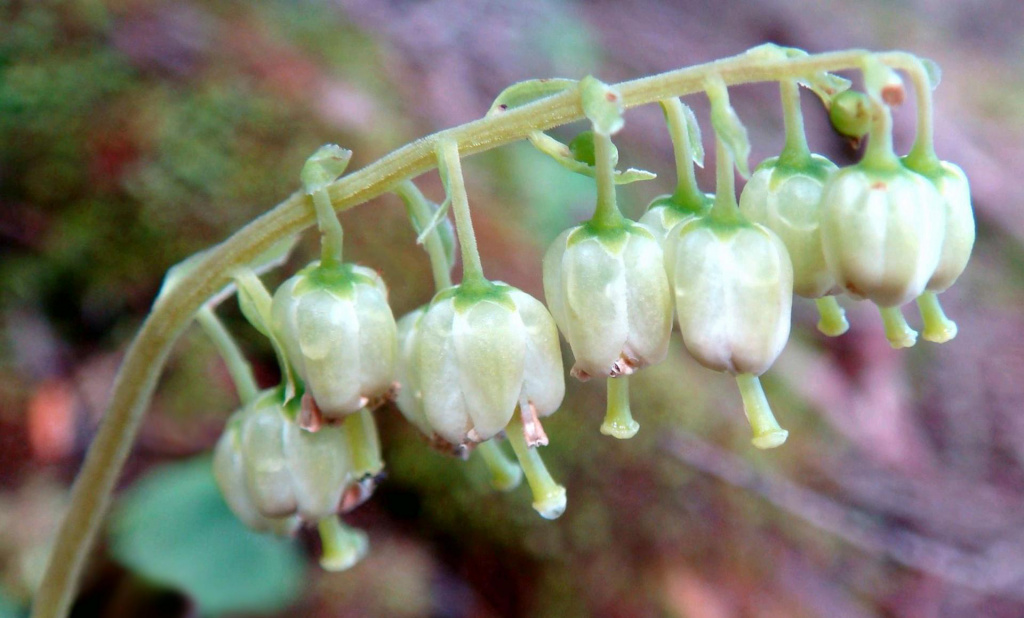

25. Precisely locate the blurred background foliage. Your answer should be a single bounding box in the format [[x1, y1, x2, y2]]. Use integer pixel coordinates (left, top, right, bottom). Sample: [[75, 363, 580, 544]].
[[2, 0, 1024, 616]]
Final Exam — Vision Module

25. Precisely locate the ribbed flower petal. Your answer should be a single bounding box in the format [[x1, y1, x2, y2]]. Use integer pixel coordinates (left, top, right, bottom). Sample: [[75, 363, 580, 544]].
[[453, 297, 526, 440], [394, 308, 431, 435], [353, 279, 397, 398], [622, 228, 672, 367], [509, 289, 565, 417], [821, 167, 944, 307], [561, 232, 628, 377], [541, 228, 571, 329], [671, 222, 792, 375], [296, 288, 362, 413], [927, 163, 973, 292], [416, 298, 473, 444], [739, 157, 838, 298], [214, 425, 298, 535], [240, 400, 296, 518], [283, 420, 350, 520]]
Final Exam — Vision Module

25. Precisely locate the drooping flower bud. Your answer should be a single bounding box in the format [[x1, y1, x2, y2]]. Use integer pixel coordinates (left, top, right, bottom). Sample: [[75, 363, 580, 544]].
[[820, 166, 945, 310], [739, 158, 838, 299], [271, 262, 398, 420], [820, 63, 947, 348], [411, 282, 565, 447], [667, 218, 794, 378], [740, 79, 848, 336], [638, 98, 713, 244], [217, 387, 383, 522], [394, 306, 431, 437], [543, 222, 673, 381], [904, 158, 974, 343], [916, 162, 973, 294], [667, 78, 793, 449], [213, 422, 300, 536]]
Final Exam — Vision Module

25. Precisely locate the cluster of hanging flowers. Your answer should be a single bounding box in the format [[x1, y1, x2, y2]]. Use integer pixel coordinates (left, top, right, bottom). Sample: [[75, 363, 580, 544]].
[[189, 46, 972, 571]]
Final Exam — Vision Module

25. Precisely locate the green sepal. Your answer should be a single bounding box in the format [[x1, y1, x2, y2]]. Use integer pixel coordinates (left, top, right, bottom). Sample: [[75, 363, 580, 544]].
[[485, 78, 578, 117], [528, 131, 655, 184], [757, 154, 836, 192], [290, 261, 378, 298], [706, 77, 751, 178], [440, 280, 518, 314], [579, 75, 624, 136], [301, 144, 352, 195], [567, 220, 634, 254]]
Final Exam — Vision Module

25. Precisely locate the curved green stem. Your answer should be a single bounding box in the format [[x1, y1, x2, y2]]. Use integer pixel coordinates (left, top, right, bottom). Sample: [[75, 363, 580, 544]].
[[343, 409, 383, 478], [195, 306, 259, 405], [735, 374, 788, 449], [659, 98, 705, 208], [438, 139, 487, 289], [33, 48, 930, 618], [312, 190, 344, 267], [901, 54, 939, 171], [317, 516, 369, 572], [710, 133, 742, 224], [916, 292, 957, 343], [814, 296, 850, 337], [506, 415, 566, 520], [777, 79, 811, 167], [861, 70, 901, 172], [395, 180, 453, 291], [600, 376, 639, 439], [476, 440, 522, 492], [879, 305, 918, 348], [590, 130, 624, 229]]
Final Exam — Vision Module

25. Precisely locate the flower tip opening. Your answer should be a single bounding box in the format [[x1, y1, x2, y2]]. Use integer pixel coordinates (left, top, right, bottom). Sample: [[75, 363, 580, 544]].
[[533, 485, 568, 520], [600, 418, 640, 440], [752, 429, 789, 450], [879, 306, 918, 349], [917, 292, 958, 344]]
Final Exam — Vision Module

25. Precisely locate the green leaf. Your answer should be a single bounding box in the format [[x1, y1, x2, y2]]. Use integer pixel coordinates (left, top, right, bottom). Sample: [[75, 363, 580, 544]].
[[109, 457, 305, 616], [579, 75, 624, 136], [485, 78, 577, 117], [528, 131, 655, 184]]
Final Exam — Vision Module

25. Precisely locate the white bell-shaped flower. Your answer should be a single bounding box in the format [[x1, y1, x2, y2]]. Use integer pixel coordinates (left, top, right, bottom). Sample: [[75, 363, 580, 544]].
[[920, 162, 973, 294], [543, 222, 673, 381], [271, 262, 397, 420], [410, 282, 564, 447], [213, 422, 300, 536], [740, 155, 838, 299], [667, 219, 794, 377], [214, 388, 383, 523], [820, 166, 945, 309]]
